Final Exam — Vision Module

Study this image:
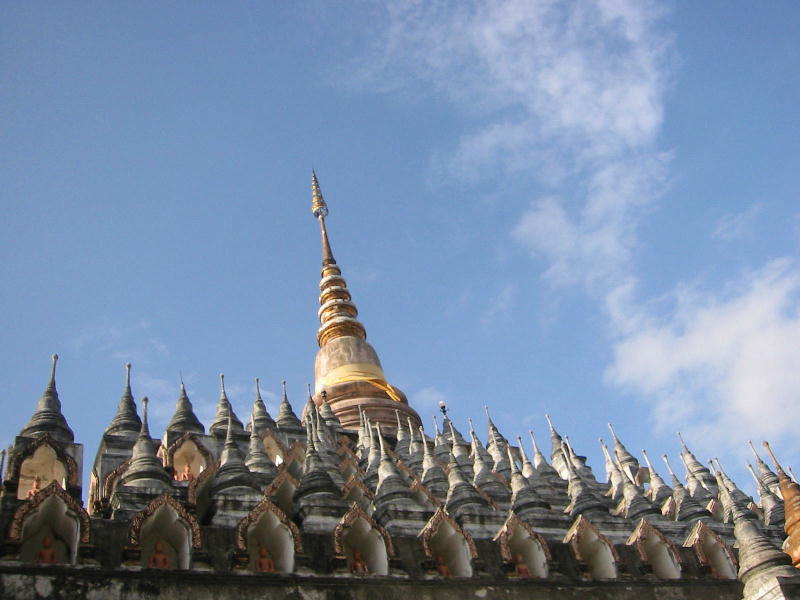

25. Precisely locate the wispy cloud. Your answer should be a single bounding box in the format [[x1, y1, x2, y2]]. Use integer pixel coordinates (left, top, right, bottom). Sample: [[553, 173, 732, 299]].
[[712, 203, 763, 241], [607, 258, 800, 454], [481, 283, 516, 326], [364, 2, 800, 466]]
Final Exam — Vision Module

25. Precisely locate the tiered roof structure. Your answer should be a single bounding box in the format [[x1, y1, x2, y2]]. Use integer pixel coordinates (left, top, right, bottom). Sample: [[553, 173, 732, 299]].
[[1, 174, 799, 600]]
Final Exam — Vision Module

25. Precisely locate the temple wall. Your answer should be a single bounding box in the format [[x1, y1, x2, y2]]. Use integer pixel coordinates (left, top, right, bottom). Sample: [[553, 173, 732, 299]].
[[0, 567, 743, 600]]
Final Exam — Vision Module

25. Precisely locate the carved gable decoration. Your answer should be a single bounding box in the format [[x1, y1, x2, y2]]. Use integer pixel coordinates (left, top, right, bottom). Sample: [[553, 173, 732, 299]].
[[102, 459, 131, 499], [235, 498, 302, 553], [128, 493, 202, 549], [493, 513, 551, 562], [626, 518, 680, 564], [334, 502, 395, 557], [683, 521, 736, 568], [418, 507, 478, 559], [563, 515, 619, 562], [187, 463, 217, 506], [8, 481, 90, 544]]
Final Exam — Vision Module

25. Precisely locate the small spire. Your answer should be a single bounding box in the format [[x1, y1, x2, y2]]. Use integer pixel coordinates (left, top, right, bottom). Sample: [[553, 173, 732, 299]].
[[246, 415, 277, 479], [20, 354, 74, 443], [662, 454, 710, 522], [104, 362, 141, 436], [166, 380, 205, 434], [748, 440, 781, 494], [249, 377, 276, 434], [209, 373, 245, 437], [641, 449, 672, 505], [275, 379, 303, 431], [120, 396, 172, 490]]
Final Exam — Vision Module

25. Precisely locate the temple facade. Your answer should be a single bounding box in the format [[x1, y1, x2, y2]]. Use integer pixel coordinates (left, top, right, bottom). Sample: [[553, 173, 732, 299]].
[[1, 174, 800, 600]]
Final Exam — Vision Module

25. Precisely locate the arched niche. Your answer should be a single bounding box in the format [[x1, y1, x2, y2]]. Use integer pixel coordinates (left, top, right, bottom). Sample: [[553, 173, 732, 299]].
[[494, 515, 550, 578], [683, 521, 736, 580], [17, 444, 68, 500], [129, 494, 201, 570], [236, 499, 302, 574], [564, 516, 618, 580], [334, 504, 393, 576], [8, 482, 90, 565], [626, 519, 681, 579], [264, 470, 299, 517], [165, 434, 212, 482], [420, 508, 477, 577]]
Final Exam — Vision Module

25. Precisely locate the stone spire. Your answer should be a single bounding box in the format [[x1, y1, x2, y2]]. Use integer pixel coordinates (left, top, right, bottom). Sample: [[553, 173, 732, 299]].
[[711, 460, 798, 599], [714, 458, 754, 509], [507, 446, 550, 516], [212, 414, 258, 495], [245, 416, 277, 482], [641, 449, 673, 506], [746, 463, 784, 527], [104, 362, 142, 437], [563, 442, 607, 518], [393, 410, 410, 457], [516, 436, 536, 479], [448, 419, 470, 463], [749, 440, 781, 497], [405, 417, 424, 474], [679, 452, 713, 504], [529, 430, 558, 477], [763, 441, 800, 568], [317, 390, 343, 433], [613, 461, 658, 521], [20, 354, 74, 443], [275, 380, 302, 432], [468, 418, 494, 467], [295, 419, 341, 503], [432, 416, 451, 462], [444, 452, 488, 514], [677, 432, 717, 494], [310, 171, 420, 432], [166, 380, 205, 435], [248, 377, 276, 435], [599, 439, 625, 503], [484, 405, 509, 448], [471, 446, 510, 505], [662, 455, 710, 522], [119, 398, 171, 489], [607, 423, 639, 482], [420, 426, 448, 499], [374, 423, 417, 508], [545, 415, 567, 478], [209, 374, 245, 438]]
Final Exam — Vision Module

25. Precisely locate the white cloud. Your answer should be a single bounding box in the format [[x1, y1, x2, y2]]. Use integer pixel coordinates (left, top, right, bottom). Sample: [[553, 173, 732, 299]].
[[607, 258, 800, 454], [712, 203, 763, 241], [481, 284, 516, 326]]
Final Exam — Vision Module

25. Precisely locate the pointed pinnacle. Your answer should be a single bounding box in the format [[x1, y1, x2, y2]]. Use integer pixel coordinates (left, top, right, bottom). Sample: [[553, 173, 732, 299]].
[[125, 362, 132, 390], [762, 441, 788, 478], [529, 430, 541, 454], [255, 377, 262, 399], [48, 354, 58, 390], [545, 414, 556, 433], [311, 170, 328, 218], [662, 455, 678, 481], [607, 423, 619, 442], [141, 397, 150, 436], [677, 431, 690, 453], [641, 449, 654, 470]]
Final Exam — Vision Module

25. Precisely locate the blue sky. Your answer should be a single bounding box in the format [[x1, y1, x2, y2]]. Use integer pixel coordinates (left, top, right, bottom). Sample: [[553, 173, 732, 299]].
[[2, 1, 799, 497]]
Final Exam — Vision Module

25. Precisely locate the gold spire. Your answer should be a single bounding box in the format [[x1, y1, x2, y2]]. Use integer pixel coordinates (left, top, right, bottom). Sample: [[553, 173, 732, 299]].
[[310, 170, 367, 347]]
